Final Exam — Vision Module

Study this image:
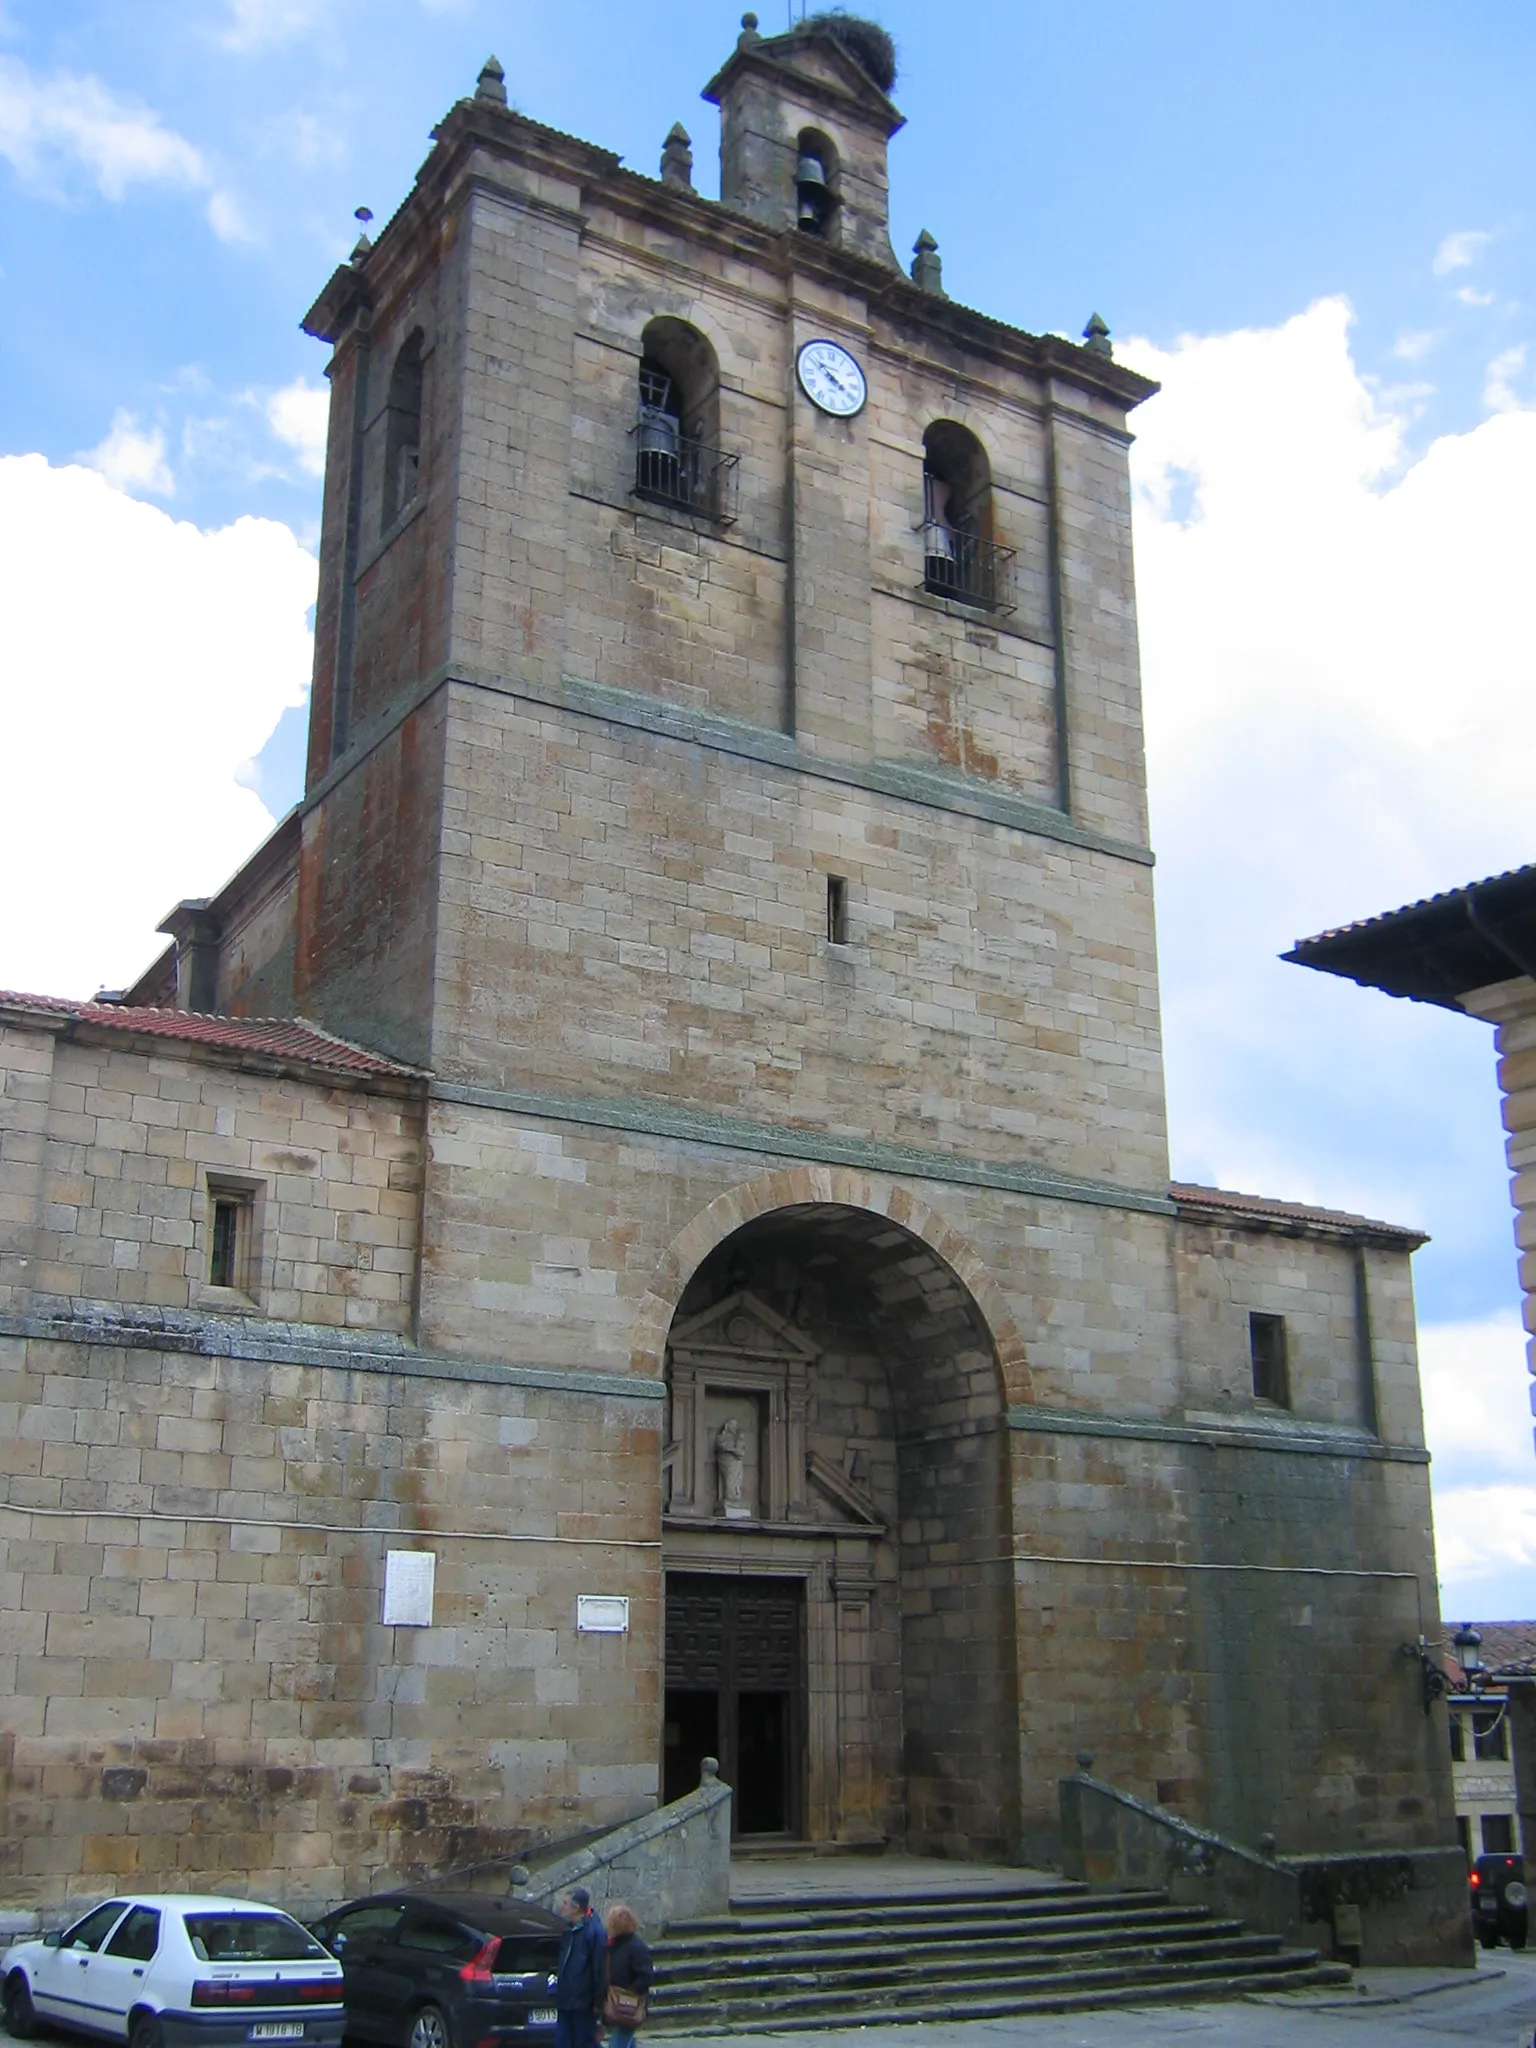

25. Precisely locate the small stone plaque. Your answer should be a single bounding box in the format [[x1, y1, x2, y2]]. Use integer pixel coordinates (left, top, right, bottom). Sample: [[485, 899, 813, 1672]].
[[577, 1594, 630, 1634], [382, 1548, 436, 1627], [1332, 1902, 1363, 1951]]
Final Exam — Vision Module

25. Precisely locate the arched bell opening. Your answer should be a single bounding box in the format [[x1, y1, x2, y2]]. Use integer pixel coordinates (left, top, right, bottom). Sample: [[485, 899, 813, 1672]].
[[634, 316, 726, 517], [660, 1201, 1020, 1860], [922, 418, 1004, 608], [794, 128, 839, 239]]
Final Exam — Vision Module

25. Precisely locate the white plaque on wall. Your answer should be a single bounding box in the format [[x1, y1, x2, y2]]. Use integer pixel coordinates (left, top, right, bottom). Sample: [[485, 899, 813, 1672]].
[[383, 1549, 436, 1626], [576, 1594, 630, 1634]]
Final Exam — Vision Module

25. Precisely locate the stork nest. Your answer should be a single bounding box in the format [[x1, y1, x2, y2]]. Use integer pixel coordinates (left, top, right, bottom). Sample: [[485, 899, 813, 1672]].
[[798, 12, 898, 94]]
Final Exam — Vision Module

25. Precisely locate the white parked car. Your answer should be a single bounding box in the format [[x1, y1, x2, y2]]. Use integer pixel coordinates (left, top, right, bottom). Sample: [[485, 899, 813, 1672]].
[[1, 1895, 344, 2048]]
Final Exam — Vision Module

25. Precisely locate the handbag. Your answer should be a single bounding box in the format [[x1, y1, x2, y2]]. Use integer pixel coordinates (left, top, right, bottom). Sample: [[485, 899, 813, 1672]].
[[602, 1983, 648, 2029]]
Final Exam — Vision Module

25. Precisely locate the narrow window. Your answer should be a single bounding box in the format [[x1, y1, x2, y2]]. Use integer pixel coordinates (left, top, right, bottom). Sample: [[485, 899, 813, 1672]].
[[382, 331, 424, 530], [1456, 1814, 1471, 1862], [1449, 1712, 1466, 1763], [826, 875, 848, 945], [1473, 1710, 1509, 1761], [1482, 1813, 1515, 1855], [208, 1183, 256, 1294], [1249, 1312, 1289, 1406]]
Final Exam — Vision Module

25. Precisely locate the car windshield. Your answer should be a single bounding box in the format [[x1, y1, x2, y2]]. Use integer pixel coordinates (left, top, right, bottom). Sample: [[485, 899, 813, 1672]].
[[184, 1914, 329, 1963]]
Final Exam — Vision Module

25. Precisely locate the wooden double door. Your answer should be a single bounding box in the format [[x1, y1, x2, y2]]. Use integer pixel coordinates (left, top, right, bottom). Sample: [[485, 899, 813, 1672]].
[[663, 1572, 805, 1838]]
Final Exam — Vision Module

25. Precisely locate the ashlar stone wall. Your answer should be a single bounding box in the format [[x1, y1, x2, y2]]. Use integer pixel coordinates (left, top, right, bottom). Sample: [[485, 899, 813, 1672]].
[[1, 1022, 421, 1332], [1173, 1214, 1424, 1438], [426, 684, 1169, 1192], [0, 1324, 661, 1913]]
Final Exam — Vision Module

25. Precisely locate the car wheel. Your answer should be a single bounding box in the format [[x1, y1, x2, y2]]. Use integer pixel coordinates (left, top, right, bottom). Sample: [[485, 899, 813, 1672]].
[[3, 1972, 38, 2040], [128, 2012, 164, 2048], [407, 2007, 451, 2048], [1509, 1928, 1528, 1951], [1479, 1931, 1499, 1949]]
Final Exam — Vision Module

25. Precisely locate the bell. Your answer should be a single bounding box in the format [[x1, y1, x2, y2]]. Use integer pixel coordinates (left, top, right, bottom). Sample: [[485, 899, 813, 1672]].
[[797, 191, 824, 229], [795, 153, 828, 191]]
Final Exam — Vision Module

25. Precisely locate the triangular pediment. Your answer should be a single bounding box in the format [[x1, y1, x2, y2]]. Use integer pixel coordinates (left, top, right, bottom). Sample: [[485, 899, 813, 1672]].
[[667, 1288, 818, 1363], [704, 34, 905, 137]]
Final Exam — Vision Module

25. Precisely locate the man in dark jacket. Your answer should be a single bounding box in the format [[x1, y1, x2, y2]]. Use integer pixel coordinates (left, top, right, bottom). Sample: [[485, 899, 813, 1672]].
[[555, 1888, 606, 2048]]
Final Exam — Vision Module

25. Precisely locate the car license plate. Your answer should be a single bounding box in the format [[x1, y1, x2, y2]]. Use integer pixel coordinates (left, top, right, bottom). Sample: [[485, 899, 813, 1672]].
[[250, 2026, 305, 2040], [530, 2011, 556, 2025]]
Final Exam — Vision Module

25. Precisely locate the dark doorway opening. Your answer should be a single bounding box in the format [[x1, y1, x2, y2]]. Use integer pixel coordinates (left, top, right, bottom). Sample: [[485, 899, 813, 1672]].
[[664, 1572, 804, 1838], [662, 1689, 719, 1807]]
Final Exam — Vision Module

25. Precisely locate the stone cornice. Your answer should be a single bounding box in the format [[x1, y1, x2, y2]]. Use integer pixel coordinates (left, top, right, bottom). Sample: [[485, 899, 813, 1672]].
[[0, 1301, 665, 1402], [304, 92, 1155, 419], [430, 1077, 1177, 1218], [302, 661, 1156, 869], [1007, 1403, 1429, 1464]]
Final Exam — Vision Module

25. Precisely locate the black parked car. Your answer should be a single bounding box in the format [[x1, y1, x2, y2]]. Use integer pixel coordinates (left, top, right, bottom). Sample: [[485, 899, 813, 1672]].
[[1470, 1854, 1529, 1950], [309, 1895, 564, 2048]]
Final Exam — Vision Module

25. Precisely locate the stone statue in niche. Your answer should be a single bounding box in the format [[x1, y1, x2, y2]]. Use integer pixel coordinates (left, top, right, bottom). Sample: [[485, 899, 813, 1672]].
[[715, 1417, 750, 1519]]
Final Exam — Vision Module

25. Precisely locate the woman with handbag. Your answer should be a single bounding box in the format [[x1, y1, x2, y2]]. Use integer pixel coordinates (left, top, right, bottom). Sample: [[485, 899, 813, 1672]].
[[602, 1901, 653, 2048]]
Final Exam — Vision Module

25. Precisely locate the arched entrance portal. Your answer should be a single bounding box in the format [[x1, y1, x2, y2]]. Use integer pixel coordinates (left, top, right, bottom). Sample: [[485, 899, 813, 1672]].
[[660, 1202, 1020, 1859]]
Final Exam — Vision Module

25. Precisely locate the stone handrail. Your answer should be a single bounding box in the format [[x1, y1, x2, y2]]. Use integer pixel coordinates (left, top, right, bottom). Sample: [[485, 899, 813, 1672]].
[[1059, 1762, 1471, 1968], [1060, 1765, 1302, 1943], [517, 1760, 732, 1932]]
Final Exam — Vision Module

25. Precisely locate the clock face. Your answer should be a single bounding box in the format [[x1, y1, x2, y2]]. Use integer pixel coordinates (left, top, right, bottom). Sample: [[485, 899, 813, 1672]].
[[797, 339, 867, 418]]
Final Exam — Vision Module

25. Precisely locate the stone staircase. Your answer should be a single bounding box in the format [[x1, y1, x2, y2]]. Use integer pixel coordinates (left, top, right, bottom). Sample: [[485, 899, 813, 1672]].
[[648, 1879, 1350, 2032]]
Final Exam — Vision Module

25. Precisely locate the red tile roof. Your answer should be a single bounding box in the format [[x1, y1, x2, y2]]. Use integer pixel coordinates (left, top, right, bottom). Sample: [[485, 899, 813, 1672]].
[[0, 993, 420, 1081], [1444, 1620, 1536, 1683], [1170, 1182, 1426, 1245]]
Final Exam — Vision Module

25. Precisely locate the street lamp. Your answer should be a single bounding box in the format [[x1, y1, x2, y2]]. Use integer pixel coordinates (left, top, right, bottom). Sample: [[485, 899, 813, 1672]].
[[1402, 1622, 1498, 1717], [1454, 1623, 1485, 1688]]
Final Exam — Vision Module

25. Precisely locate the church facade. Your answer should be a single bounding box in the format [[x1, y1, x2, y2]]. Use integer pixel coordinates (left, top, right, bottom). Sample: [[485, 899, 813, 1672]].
[[0, 16, 1455, 1910]]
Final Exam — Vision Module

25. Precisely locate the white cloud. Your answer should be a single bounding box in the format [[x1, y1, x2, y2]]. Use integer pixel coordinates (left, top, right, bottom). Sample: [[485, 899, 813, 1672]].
[[264, 377, 330, 477], [1432, 1486, 1536, 1590], [1485, 345, 1530, 414], [1120, 300, 1536, 1612], [1392, 330, 1437, 364], [1433, 228, 1493, 276], [0, 456, 315, 999], [1420, 1313, 1533, 1486], [1457, 285, 1496, 308], [1419, 1314, 1535, 1610], [219, 0, 338, 50], [84, 410, 175, 496], [205, 188, 254, 243], [0, 55, 246, 239], [1125, 296, 1536, 958]]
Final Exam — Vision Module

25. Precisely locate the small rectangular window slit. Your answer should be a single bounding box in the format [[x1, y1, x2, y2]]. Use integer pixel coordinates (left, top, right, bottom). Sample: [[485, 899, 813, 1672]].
[[210, 1199, 241, 1288], [1249, 1311, 1289, 1407], [208, 1183, 256, 1295], [826, 875, 848, 945]]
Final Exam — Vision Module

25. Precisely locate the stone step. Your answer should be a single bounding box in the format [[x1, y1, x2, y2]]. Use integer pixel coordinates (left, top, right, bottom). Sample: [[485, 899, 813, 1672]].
[[655, 1912, 1255, 1975], [655, 1928, 1289, 2001], [718, 1881, 1090, 1915], [649, 1950, 1350, 2034], [675, 1884, 1165, 1933]]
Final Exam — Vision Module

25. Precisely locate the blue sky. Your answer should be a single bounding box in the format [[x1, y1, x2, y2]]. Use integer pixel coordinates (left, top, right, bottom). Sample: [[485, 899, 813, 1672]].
[[1, 0, 1535, 1619]]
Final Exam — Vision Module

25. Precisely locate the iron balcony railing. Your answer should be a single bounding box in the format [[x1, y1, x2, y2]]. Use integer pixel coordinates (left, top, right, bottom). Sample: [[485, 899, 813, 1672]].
[[922, 524, 1015, 612], [632, 413, 739, 523]]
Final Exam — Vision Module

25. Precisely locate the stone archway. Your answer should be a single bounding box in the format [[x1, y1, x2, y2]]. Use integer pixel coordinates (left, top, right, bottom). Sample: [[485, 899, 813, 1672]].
[[655, 1190, 1023, 1861], [631, 1165, 1034, 1401]]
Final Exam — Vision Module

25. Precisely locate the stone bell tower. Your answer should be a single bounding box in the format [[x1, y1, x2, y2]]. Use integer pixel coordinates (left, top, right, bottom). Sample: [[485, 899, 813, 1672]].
[[706, 10, 905, 265], [190, 12, 1447, 1872], [0, 7, 1456, 1919]]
